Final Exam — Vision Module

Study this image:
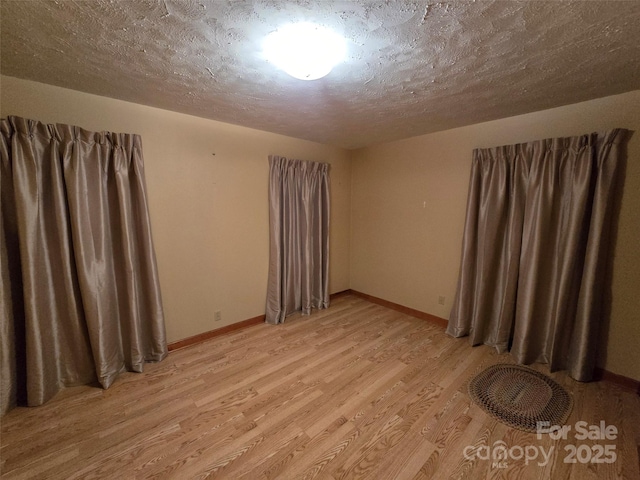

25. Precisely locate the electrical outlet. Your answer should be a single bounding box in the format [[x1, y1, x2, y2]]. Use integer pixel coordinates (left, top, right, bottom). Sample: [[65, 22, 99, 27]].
[[214, 310, 222, 322], [438, 296, 446, 306]]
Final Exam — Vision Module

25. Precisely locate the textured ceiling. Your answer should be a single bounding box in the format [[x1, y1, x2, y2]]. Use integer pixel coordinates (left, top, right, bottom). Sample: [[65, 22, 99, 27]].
[[1, 0, 639, 149]]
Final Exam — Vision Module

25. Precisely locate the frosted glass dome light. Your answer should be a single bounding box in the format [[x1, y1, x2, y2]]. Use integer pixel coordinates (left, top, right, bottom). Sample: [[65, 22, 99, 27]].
[[263, 23, 346, 80]]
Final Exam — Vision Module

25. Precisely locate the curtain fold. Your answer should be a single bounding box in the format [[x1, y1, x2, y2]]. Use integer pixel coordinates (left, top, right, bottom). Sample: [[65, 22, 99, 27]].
[[447, 130, 628, 381], [1, 116, 167, 415], [266, 155, 330, 324]]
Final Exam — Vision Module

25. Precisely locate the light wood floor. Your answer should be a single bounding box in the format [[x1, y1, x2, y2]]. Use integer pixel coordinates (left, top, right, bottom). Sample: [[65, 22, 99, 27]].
[[1, 294, 639, 479]]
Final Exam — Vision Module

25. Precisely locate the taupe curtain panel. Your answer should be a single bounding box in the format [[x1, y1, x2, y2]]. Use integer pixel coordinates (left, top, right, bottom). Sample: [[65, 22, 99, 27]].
[[447, 129, 629, 381], [266, 155, 330, 324], [1, 116, 167, 415]]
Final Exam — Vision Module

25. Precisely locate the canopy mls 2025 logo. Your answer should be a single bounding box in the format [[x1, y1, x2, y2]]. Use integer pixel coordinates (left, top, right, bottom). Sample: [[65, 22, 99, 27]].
[[463, 420, 618, 469]]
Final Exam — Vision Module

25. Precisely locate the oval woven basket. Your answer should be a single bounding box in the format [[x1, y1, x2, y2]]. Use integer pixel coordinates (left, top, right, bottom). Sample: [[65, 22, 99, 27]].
[[468, 363, 573, 432]]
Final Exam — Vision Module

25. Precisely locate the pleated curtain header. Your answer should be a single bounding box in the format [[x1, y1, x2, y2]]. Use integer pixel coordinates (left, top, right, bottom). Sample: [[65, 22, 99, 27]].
[[474, 130, 627, 163], [2, 115, 142, 150], [268, 155, 330, 174]]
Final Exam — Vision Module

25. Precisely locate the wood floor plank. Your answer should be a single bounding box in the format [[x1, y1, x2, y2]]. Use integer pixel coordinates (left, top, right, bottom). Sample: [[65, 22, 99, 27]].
[[1, 294, 638, 479]]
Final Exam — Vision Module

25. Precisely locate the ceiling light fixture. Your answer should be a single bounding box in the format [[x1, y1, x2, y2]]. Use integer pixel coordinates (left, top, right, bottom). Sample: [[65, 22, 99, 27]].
[[263, 23, 346, 81]]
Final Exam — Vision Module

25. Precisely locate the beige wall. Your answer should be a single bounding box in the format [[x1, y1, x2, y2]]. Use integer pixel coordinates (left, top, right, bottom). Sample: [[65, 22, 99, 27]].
[[351, 91, 640, 380], [1, 75, 351, 343]]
